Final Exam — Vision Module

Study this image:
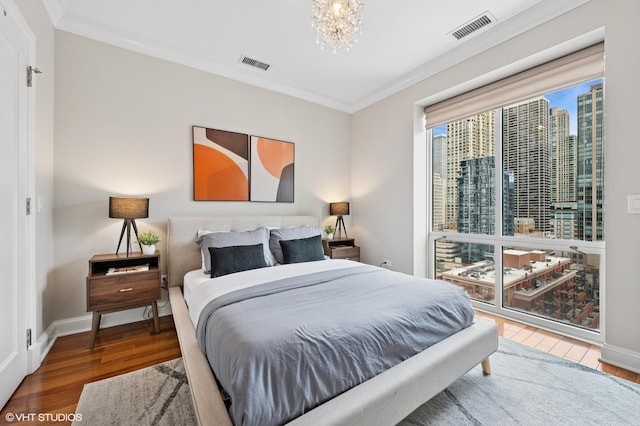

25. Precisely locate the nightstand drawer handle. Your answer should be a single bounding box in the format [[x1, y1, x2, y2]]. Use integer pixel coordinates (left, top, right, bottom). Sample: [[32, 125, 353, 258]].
[[119, 287, 134, 293]]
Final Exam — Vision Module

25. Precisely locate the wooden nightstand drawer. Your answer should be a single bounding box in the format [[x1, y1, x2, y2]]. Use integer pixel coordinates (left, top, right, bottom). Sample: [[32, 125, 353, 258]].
[[329, 246, 360, 261], [322, 238, 360, 261], [87, 273, 160, 311], [86, 252, 161, 349]]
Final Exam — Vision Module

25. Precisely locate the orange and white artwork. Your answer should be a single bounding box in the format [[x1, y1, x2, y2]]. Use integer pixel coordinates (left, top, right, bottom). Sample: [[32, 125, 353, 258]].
[[250, 136, 294, 202], [192, 126, 249, 201]]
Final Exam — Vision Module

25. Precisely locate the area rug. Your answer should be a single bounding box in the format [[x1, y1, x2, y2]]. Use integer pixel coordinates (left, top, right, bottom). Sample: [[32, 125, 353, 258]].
[[73, 358, 195, 426], [74, 340, 640, 425], [400, 338, 640, 426]]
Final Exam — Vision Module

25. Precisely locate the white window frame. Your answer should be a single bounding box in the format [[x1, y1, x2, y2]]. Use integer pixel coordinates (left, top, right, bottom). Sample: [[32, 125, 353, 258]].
[[425, 44, 605, 344]]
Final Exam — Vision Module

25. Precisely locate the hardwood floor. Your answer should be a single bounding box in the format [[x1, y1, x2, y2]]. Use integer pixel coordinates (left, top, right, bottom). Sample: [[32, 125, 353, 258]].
[[0, 315, 180, 425], [1, 312, 638, 425]]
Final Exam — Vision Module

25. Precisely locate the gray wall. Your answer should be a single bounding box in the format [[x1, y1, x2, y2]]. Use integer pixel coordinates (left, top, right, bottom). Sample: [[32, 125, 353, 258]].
[[351, 0, 640, 371]]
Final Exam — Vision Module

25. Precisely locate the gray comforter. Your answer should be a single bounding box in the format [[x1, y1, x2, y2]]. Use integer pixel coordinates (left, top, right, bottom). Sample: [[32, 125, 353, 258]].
[[196, 264, 474, 426]]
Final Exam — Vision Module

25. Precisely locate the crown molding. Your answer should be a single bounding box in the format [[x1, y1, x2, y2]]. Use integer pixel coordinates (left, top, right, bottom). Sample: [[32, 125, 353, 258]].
[[40, 0, 592, 114], [41, 0, 66, 27], [42, 0, 352, 112]]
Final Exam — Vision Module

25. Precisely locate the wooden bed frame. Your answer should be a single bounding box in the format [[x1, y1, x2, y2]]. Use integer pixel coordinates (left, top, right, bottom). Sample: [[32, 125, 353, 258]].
[[166, 216, 498, 426]]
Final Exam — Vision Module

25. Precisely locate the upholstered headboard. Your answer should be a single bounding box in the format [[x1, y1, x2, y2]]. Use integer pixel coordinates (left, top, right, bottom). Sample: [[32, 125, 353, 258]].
[[166, 215, 318, 287]]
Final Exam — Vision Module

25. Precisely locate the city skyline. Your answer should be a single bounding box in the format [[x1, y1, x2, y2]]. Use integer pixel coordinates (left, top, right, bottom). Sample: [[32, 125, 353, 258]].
[[432, 78, 603, 137]]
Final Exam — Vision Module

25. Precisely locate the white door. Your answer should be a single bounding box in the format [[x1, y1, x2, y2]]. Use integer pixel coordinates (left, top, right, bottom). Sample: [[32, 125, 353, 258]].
[[0, 2, 31, 408]]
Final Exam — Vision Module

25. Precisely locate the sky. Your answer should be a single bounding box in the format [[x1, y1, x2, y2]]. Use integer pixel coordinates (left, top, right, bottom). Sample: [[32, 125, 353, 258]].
[[432, 78, 602, 137]]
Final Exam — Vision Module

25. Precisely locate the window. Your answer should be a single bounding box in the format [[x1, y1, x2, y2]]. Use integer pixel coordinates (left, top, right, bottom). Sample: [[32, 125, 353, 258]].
[[427, 44, 604, 339]]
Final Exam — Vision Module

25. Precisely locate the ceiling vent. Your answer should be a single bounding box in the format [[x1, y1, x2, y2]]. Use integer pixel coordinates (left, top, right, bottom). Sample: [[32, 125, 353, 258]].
[[450, 12, 495, 40], [239, 55, 271, 71]]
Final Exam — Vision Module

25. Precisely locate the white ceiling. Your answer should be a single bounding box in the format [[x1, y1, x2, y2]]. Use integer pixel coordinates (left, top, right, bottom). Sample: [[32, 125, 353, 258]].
[[42, 0, 591, 113]]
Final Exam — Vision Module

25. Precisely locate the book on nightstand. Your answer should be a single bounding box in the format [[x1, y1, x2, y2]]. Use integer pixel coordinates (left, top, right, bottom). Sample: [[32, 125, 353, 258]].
[[106, 264, 149, 275]]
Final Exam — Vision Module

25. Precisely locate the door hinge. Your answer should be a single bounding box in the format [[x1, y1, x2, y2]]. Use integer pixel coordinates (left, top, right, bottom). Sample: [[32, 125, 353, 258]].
[[27, 66, 42, 87], [26, 328, 32, 349], [26, 197, 32, 215]]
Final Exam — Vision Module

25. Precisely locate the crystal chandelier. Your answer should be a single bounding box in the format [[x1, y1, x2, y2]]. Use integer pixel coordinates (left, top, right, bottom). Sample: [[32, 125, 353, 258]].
[[312, 0, 364, 53]]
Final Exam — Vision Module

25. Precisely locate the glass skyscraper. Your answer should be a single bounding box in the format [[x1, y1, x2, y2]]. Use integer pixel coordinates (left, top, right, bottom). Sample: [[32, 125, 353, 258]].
[[457, 156, 514, 262], [577, 83, 604, 241]]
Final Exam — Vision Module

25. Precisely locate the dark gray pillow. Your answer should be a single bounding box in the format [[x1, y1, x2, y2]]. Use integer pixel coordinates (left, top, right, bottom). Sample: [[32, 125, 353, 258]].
[[279, 235, 325, 264], [208, 243, 268, 278], [269, 225, 321, 264]]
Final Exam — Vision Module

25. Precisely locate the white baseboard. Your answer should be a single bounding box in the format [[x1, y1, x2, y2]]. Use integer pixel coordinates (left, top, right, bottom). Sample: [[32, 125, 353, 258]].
[[30, 301, 173, 372], [600, 343, 640, 374], [29, 322, 57, 373]]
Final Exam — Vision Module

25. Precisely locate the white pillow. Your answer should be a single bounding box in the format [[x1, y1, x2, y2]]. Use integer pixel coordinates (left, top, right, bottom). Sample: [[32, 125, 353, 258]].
[[197, 229, 212, 269]]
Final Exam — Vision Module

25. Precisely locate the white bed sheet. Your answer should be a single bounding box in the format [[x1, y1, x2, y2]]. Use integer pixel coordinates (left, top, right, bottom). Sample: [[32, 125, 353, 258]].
[[184, 259, 362, 327]]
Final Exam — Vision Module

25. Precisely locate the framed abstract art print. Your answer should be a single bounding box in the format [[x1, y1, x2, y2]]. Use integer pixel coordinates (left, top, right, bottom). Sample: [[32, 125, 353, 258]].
[[249, 135, 294, 202], [192, 126, 249, 201], [192, 126, 295, 202]]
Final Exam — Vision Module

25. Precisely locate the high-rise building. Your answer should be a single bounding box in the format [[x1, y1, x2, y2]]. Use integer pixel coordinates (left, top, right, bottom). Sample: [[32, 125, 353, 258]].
[[456, 156, 514, 262], [434, 239, 462, 278], [457, 157, 495, 236], [445, 112, 495, 230], [550, 108, 576, 203], [432, 173, 446, 231], [432, 134, 447, 231], [432, 134, 447, 179], [551, 201, 578, 240], [503, 170, 515, 236], [550, 107, 578, 240], [577, 83, 604, 241], [502, 97, 552, 235]]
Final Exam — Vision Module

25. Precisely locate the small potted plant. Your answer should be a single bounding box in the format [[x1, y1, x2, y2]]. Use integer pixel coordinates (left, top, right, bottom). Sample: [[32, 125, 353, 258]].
[[323, 224, 336, 240], [137, 230, 160, 255]]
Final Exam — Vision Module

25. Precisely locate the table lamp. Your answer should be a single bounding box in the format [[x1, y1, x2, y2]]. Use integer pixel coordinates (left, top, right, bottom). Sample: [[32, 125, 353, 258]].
[[329, 201, 350, 239], [109, 197, 149, 256]]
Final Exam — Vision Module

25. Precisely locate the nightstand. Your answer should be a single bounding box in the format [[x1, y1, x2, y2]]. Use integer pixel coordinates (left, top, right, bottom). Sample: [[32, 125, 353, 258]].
[[86, 252, 161, 349], [322, 238, 360, 261]]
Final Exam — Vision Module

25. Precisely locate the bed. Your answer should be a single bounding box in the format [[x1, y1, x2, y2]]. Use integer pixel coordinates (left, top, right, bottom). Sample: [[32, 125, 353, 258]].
[[167, 215, 498, 426]]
